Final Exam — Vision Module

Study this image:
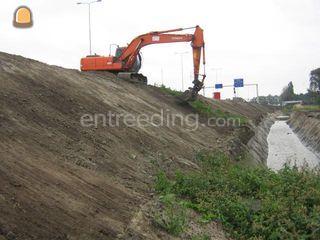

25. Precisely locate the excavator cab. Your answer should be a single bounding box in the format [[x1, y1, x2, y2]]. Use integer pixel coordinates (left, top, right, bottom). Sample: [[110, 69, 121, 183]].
[[114, 46, 146, 84], [115, 47, 142, 73]]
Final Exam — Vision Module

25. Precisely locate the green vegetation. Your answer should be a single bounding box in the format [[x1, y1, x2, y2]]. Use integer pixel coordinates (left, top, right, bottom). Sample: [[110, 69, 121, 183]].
[[310, 68, 320, 93], [279, 75, 320, 105], [282, 105, 293, 114], [283, 104, 320, 114], [153, 193, 188, 236], [191, 234, 210, 240], [158, 84, 182, 97], [280, 81, 295, 102], [252, 73, 320, 105], [189, 99, 214, 116], [155, 151, 320, 239], [157, 85, 248, 125], [190, 99, 248, 125], [293, 104, 320, 112]]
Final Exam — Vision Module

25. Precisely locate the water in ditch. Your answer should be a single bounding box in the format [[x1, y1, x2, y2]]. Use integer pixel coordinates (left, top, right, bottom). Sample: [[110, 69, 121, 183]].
[[267, 120, 320, 171]]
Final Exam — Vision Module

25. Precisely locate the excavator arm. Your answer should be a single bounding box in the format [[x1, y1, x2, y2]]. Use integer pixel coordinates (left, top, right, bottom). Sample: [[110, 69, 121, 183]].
[[119, 26, 206, 99]]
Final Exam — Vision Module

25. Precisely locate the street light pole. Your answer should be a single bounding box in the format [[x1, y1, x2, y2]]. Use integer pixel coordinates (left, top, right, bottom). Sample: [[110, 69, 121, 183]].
[[212, 67, 222, 83], [77, 0, 102, 55], [175, 51, 188, 91], [161, 68, 164, 85], [88, 3, 92, 55]]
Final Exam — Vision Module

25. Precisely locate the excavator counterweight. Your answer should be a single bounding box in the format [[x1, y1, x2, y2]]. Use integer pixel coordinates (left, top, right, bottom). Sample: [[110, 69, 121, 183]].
[[80, 26, 206, 101]]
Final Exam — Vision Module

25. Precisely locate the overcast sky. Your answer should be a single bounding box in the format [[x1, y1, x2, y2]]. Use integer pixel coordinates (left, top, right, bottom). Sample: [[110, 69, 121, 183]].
[[1, 0, 320, 99]]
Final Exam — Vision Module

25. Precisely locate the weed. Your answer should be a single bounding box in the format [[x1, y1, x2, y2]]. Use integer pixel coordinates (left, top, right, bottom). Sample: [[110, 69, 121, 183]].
[[190, 100, 213, 116], [190, 100, 248, 125], [293, 104, 320, 112], [191, 234, 210, 240], [155, 171, 172, 194], [158, 84, 182, 97], [155, 151, 320, 239], [153, 194, 188, 236]]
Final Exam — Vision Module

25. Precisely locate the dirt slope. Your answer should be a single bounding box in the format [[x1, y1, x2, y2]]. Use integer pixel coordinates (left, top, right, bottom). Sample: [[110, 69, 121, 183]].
[[0, 52, 270, 240]]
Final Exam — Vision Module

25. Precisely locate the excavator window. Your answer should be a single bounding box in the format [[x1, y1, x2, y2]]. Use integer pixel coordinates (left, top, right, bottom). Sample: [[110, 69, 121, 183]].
[[115, 47, 125, 58]]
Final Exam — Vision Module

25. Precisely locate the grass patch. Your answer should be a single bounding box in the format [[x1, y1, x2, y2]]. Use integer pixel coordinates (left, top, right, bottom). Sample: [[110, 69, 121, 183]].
[[158, 84, 182, 97], [191, 234, 210, 240], [153, 193, 188, 236], [190, 99, 214, 116], [157, 87, 247, 125], [293, 104, 320, 112], [155, 152, 320, 239], [282, 105, 293, 114], [190, 99, 248, 125]]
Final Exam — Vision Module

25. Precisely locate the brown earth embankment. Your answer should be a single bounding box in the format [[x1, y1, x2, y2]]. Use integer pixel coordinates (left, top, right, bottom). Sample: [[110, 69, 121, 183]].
[[0, 51, 274, 239]]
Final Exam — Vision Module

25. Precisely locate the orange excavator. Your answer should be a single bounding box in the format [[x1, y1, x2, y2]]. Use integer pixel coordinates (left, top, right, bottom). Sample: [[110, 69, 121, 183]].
[[80, 26, 206, 100]]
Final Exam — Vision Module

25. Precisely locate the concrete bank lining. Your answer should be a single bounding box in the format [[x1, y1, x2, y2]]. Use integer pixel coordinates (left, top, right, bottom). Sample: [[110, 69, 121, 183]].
[[247, 115, 275, 165], [267, 120, 319, 170], [288, 112, 320, 155]]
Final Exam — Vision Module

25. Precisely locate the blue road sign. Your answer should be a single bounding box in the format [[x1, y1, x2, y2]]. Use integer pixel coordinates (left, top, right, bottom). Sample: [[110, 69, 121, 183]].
[[234, 79, 244, 88], [215, 84, 223, 89]]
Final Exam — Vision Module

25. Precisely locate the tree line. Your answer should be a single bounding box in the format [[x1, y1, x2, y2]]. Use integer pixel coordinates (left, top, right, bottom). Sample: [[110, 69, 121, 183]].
[[252, 68, 320, 105]]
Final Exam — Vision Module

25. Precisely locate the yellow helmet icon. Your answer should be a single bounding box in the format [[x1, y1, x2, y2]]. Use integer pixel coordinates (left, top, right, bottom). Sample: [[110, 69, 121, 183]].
[[13, 6, 33, 28]]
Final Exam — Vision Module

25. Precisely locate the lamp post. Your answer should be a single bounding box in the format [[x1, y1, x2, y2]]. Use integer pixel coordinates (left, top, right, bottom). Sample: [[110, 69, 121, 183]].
[[175, 51, 188, 91], [203, 68, 222, 97], [212, 67, 222, 83], [77, 0, 102, 55], [161, 68, 164, 85]]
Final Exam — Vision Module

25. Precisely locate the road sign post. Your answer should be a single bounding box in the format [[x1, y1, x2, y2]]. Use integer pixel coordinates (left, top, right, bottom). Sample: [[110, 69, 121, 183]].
[[234, 79, 244, 88], [215, 84, 223, 89], [213, 92, 221, 100], [202, 78, 260, 103]]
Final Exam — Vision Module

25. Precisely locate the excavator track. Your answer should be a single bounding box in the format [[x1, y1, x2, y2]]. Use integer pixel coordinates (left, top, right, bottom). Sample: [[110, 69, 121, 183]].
[[117, 72, 148, 85]]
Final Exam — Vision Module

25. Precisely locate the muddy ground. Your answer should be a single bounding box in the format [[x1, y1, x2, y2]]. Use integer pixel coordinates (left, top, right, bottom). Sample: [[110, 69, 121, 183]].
[[0, 52, 273, 240]]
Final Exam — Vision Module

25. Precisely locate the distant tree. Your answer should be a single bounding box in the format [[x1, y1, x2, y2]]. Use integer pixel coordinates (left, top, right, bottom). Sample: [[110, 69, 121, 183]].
[[280, 81, 295, 101], [294, 91, 315, 105], [309, 69, 320, 105], [310, 68, 320, 93], [250, 95, 280, 105]]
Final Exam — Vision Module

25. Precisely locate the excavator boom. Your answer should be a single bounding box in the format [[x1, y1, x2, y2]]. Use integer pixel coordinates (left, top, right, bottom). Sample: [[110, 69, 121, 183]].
[[80, 26, 206, 101]]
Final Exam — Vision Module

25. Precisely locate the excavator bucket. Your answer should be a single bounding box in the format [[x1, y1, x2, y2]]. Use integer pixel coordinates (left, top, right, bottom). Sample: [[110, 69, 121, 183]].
[[179, 90, 196, 102], [179, 79, 204, 102]]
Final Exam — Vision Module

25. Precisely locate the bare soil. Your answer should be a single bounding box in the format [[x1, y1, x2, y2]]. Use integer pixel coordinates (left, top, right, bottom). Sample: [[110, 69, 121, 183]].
[[0, 52, 272, 240]]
